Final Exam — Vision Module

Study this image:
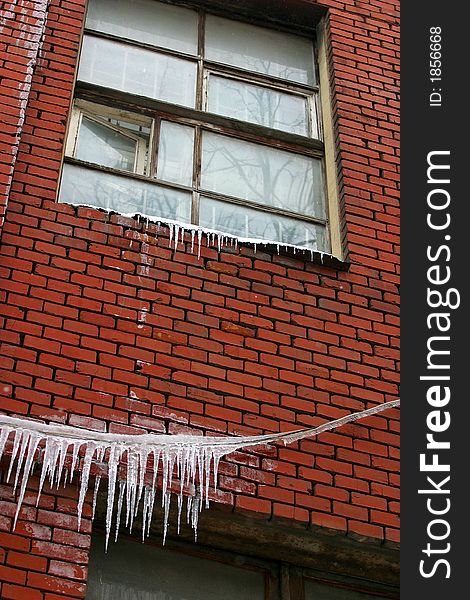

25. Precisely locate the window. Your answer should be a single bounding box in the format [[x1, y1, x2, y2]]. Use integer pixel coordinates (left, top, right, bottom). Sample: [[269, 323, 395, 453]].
[[86, 533, 270, 600], [85, 532, 398, 600], [60, 0, 340, 254]]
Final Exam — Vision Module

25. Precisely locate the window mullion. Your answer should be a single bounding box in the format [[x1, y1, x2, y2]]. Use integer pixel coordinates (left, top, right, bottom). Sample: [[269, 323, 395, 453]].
[[192, 124, 202, 225], [65, 107, 82, 157], [149, 117, 162, 179], [280, 565, 305, 600], [195, 10, 205, 111], [190, 10, 205, 226]]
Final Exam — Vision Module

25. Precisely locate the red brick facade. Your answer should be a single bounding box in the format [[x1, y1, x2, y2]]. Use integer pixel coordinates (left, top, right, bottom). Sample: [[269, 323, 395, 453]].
[[0, 0, 399, 597]]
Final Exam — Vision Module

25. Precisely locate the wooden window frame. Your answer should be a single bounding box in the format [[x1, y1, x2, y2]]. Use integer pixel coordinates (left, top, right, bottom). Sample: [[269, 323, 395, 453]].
[[66, 101, 152, 175], [63, 0, 343, 258], [86, 529, 399, 600]]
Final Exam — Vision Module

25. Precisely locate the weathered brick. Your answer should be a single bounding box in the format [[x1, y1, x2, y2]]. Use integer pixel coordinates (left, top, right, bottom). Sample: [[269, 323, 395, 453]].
[[0, 2, 399, 597]]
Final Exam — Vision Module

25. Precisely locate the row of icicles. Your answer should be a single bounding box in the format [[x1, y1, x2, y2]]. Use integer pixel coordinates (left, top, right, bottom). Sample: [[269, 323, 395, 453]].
[[85, 207, 332, 262], [0, 400, 399, 548]]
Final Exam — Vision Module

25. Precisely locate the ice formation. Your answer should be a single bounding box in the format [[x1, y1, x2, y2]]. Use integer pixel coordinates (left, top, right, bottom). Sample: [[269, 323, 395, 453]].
[[0, 400, 399, 547], [76, 204, 334, 262]]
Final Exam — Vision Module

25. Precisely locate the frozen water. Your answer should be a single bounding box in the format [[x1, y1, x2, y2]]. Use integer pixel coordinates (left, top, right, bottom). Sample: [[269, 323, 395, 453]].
[[0, 400, 399, 546], [68, 204, 333, 261]]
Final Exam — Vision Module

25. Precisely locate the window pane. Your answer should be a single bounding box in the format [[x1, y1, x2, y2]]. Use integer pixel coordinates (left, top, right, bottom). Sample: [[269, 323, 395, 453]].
[[205, 15, 315, 86], [76, 117, 137, 172], [305, 580, 381, 600], [60, 164, 191, 221], [200, 132, 325, 219], [86, 533, 265, 600], [207, 75, 310, 136], [200, 197, 328, 251], [78, 35, 197, 108], [157, 121, 194, 186], [86, 0, 198, 56]]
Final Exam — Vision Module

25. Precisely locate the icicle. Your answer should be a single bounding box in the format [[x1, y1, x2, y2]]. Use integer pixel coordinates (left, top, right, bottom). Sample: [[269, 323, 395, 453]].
[[177, 493, 183, 534], [55, 438, 70, 489], [0, 400, 399, 547], [136, 447, 148, 519], [191, 495, 200, 540], [197, 229, 203, 260], [46, 438, 62, 489], [14, 432, 40, 528], [115, 480, 125, 543], [0, 427, 10, 462], [204, 447, 211, 508], [106, 444, 121, 550], [212, 451, 222, 494], [13, 430, 30, 492], [162, 491, 171, 544], [174, 224, 180, 251], [92, 476, 101, 519], [69, 441, 80, 481], [190, 229, 195, 254], [186, 495, 193, 526], [77, 443, 97, 531], [168, 223, 174, 248], [6, 429, 22, 483]]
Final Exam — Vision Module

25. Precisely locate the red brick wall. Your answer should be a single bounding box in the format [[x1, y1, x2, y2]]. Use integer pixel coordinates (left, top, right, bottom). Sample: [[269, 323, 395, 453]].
[[0, 0, 49, 228], [0, 0, 399, 597]]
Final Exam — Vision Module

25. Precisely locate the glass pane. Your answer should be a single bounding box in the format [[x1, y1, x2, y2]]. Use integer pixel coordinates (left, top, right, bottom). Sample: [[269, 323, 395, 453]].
[[205, 15, 315, 86], [207, 75, 310, 136], [201, 132, 325, 219], [60, 163, 191, 222], [157, 121, 194, 186], [86, 0, 198, 56], [86, 533, 265, 600], [76, 117, 137, 171], [200, 197, 328, 251], [305, 580, 380, 600], [78, 35, 197, 108]]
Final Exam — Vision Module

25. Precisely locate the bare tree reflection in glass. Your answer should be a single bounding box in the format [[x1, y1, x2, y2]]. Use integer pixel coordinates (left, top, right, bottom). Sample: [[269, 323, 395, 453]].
[[207, 76, 309, 136], [201, 133, 324, 218]]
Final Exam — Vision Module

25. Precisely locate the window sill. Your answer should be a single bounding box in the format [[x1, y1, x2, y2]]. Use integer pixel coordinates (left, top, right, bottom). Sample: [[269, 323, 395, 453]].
[[59, 200, 349, 270]]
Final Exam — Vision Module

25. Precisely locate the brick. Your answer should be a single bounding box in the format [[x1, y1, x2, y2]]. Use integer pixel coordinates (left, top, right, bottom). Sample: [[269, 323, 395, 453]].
[[1, 584, 43, 600], [31, 541, 89, 564], [6, 551, 47, 572], [0, 566, 26, 586], [27, 573, 86, 597]]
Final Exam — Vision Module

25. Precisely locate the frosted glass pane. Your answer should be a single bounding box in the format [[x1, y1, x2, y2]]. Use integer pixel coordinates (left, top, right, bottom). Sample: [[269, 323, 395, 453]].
[[201, 132, 325, 218], [86, 0, 198, 55], [205, 16, 315, 85], [200, 197, 327, 251], [78, 36, 196, 108], [305, 580, 380, 600], [60, 164, 191, 221], [85, 533, 265, 600], [76, 118, 137, 171], [207, 76, 309, 136], [157, 121, 194, 186]]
